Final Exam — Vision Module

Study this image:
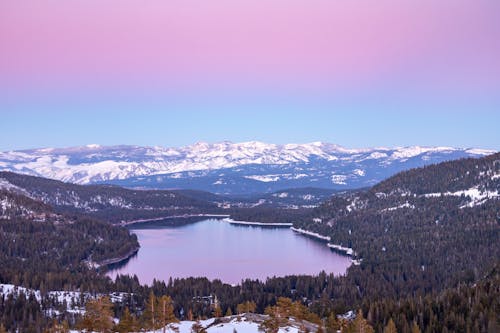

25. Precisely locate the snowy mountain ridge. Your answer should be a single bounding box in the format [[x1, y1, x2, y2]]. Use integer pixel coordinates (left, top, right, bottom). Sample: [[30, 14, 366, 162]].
[[0, 141, 494, 194]]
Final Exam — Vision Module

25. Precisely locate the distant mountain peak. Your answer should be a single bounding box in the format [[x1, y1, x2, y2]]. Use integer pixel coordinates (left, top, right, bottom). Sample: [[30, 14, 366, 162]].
[[0, 142, 495, 194]]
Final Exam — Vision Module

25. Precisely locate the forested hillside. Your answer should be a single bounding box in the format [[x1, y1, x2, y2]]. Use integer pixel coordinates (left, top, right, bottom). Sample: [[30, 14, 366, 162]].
[[373, 152, 499, 194], [0, 154, 498, 332], [294, 153, 499, 301], [0, 171, 219, 223], [0, 188, 139, 291]]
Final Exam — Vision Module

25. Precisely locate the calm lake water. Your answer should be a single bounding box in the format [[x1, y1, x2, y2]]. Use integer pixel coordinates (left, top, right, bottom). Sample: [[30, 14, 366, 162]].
[[107, 219, 351, 285]]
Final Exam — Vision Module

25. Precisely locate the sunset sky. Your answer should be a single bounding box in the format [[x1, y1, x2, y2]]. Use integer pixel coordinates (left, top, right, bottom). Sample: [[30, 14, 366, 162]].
[[1, 1, 499, 150]]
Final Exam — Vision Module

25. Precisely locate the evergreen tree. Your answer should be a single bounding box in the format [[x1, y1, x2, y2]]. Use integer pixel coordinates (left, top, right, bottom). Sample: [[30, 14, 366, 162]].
[[79, 296, 114, 333], [115, 307, 138, 333], [410, 321, 421, 333], [487, 312, 498, 333], [325, 313, 340, 333], [384, 318, 397, 333], [237, 301, 256, 314], [44, 319, 69, 333], [346, 310, 374, 333], [142, 292, 160, 330], [213, 304, 222, 318], [159, 295, 178, 333]]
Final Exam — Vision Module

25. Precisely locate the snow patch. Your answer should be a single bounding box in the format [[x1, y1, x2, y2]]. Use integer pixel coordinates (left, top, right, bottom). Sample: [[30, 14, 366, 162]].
[[290, 227, 331, 241], [143, 315, 305, 333], [380, 202, 415, 212], [327, 243, 355, 256], [331, 174, 347, 185], [244, 175, 280, 182], [302, 194, 314, 201], [353, 169, 365, 177], [390, 146, 454, 160], [422, 187, 499, 207], [465, 148, 496, 155]]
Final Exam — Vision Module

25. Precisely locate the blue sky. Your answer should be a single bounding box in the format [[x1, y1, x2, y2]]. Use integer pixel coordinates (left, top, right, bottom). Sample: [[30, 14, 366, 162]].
[[1, 107, 499, 151]]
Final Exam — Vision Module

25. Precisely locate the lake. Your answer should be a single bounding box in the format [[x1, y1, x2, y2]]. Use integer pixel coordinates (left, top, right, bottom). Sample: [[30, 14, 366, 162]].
[[107, 219, 351, 285]]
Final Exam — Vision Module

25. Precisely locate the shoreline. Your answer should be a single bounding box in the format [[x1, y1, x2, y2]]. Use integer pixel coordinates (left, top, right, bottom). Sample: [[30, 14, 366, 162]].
[[290, 227, 361, 265], [94, 246, 140, 268], [327, 243, 354, 256], [114, 216, 361, 272], [117, 213, 230, 227], [222, 218, 293, 227], [290, 227, 331, 241]]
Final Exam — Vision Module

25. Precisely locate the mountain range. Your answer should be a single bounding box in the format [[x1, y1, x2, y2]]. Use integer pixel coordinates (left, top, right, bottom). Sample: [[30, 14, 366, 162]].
[[0, 146, 498, 332], [0, 141, 494, 194]]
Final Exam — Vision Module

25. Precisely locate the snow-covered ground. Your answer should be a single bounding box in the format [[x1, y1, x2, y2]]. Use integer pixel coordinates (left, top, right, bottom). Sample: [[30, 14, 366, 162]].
[[290, 227, 331, 241], [327, 244, 355, 256], [223, 218, 293, 227], [244, 175, 281, 182], [380, 202, 416, 212], [67, 315, 306, 333], [1, 283, 317, 333], [159, 317, 265, 333], [0, 284, 128, 316], [422, 187, 499, 208]]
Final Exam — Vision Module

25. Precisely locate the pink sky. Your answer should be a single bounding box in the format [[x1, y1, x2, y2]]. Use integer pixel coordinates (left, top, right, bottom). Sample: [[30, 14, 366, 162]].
[[1, 0, 499, 96]]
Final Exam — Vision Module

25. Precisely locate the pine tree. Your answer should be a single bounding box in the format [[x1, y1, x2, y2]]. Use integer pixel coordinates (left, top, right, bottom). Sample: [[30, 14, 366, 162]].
[[142, 292, 160, 330], [213, 304, 222, 318], [346, 310, 374, 333], [411, 321, 421, 333], [237, 301, 256, 314], [325, 313, 340, 333], [384, 318, 397, 333], [115, 307, 137, 333], [159, 295, 178, 333], [44, 319, 69, 333], [79, 296, 114, 333], [487, 312, 498, 333], [225, 307, 233, 316]]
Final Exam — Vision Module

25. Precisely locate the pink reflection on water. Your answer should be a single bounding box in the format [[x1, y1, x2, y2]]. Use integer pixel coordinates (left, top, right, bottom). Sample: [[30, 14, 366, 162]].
[[107, 219, 351, 285]]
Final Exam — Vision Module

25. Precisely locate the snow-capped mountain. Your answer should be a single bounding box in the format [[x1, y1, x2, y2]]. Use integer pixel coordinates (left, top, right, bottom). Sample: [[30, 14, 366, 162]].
[[0, 142, 495, 194]]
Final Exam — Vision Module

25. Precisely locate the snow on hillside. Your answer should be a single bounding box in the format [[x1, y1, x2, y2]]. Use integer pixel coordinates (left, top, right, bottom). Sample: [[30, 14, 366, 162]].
[[422, 187, 499, 208], [0, 142, 494, 193], [0, 284, 128, 317], [151, 315, 303, 333], [244, 175, 281, 182], [1, 284, 312, 333]]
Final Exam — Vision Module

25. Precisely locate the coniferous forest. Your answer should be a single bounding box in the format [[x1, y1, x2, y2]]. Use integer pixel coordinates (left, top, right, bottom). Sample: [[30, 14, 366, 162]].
[[0, 154, 499, 332]]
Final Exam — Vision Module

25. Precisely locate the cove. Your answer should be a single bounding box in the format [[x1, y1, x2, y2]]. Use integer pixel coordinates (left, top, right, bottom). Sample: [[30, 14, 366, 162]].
[[107, 219, 351, 285]]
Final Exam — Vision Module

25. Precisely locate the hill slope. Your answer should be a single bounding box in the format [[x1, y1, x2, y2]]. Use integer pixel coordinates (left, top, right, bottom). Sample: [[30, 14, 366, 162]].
[[293, 153, 500, 300], [0, 186, 139, 289], [0, 171, 219, 223]]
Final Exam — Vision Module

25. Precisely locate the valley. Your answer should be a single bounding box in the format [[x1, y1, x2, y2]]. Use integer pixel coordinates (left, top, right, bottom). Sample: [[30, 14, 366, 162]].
[[3, 0, 499, 331], [106, 218, 351, 285], [0, 151, 498, 332]]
